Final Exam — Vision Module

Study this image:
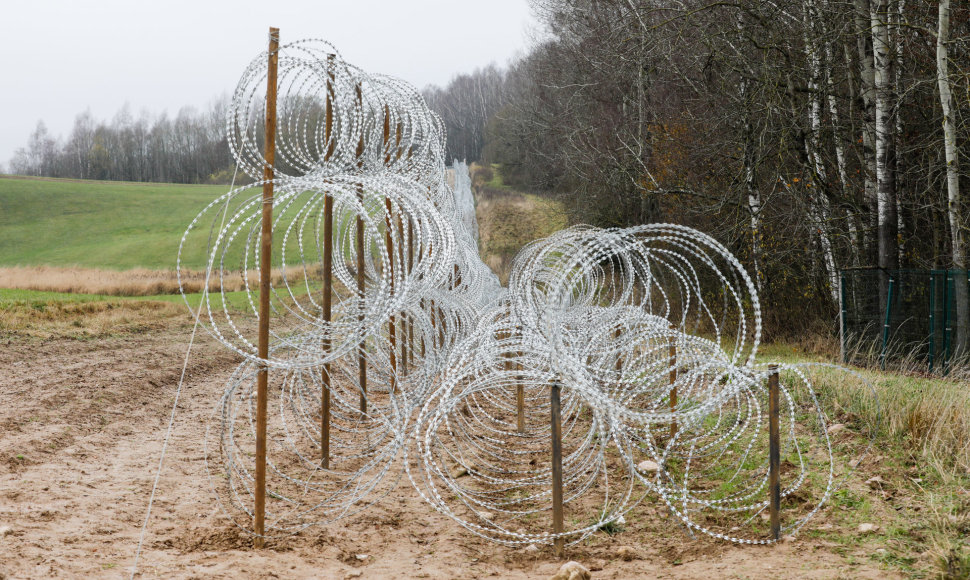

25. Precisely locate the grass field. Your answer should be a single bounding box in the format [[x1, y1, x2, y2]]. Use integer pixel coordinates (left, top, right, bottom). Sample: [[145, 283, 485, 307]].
[[0, 175, 240, 270], [472, 163, 568, 283]]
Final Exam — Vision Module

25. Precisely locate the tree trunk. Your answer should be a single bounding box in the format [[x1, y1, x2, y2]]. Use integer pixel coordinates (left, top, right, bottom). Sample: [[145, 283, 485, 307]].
[[803, 0, 840, 304], [936, 0, 969, 357], [855, 0, 878, 261], [871, 0, 899, 314]]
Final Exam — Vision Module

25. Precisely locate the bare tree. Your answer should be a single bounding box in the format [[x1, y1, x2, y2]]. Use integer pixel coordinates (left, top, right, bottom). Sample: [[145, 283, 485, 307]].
[[936, 0, 968, 355]]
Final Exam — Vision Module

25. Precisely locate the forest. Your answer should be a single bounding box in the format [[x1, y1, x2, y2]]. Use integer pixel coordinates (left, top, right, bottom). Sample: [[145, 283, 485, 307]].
[[7, 102, 233, 185], [8, 0, 969, 345], [425, 0, 969, 347]]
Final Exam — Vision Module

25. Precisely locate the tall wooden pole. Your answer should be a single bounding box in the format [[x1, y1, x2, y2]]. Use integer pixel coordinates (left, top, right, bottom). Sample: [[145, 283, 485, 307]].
[[768, 364, 781, 541], [254, 25, 279, 549], [550, 380, 565, 558], [356, 84, 367, 414], [383, 106, 397, 394], [320, 56, 334, 469], [407, 199, 414, 369], [395, 123, 408, 377]]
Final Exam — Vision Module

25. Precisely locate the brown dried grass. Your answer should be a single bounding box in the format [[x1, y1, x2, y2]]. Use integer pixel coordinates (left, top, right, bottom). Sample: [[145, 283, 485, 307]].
[[0, 300, 188, 340], [0, 266, 315, 297]]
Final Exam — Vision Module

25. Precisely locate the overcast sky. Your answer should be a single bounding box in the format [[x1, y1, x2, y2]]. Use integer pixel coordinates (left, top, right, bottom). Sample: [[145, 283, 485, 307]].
[[2, 0, 537, 167]]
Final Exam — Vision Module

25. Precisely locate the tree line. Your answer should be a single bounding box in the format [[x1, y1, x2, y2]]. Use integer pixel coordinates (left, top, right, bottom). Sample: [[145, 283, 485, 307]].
[[7, 100, 234, 184], [426, 0, 969, 347]]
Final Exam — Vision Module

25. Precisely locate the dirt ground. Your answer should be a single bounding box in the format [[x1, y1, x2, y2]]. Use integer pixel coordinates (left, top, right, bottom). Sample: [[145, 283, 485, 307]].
[[0, 317, 900, 579]]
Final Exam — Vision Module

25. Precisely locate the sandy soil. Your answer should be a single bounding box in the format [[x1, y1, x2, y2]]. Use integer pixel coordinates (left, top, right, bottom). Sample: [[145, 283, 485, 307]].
[[0, 321, 900, 579]]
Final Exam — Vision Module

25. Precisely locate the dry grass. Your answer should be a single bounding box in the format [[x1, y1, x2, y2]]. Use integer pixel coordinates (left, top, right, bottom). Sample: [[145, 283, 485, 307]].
[[0, 299, 189, 340], [806, 360, 970, 483], [475, 195, 566, 284], [0, 265, 316, 297]]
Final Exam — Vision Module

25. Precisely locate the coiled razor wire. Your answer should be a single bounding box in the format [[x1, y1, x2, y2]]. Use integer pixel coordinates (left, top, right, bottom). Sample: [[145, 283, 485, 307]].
[[177, 38, 878, 548]]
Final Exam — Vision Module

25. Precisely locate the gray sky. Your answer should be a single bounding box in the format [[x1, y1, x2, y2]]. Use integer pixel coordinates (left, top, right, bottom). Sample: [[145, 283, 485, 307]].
[[2, 0, 536, 167]]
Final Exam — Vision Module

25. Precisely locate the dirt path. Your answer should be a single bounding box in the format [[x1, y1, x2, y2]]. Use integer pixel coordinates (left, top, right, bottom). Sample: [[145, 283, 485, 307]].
[[0, 324, 898, 579]]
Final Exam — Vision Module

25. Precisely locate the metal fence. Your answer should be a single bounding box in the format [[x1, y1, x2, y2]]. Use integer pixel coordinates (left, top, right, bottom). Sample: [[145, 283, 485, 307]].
[[839, 268, 970, 373]]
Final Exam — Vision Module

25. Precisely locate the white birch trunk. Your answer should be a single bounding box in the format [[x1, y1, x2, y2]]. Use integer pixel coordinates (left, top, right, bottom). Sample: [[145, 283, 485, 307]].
[[936, 0, 969, 356], [871, 0, 898, 277], [854, 0, 878, 255], [804, 0, 841, 304]]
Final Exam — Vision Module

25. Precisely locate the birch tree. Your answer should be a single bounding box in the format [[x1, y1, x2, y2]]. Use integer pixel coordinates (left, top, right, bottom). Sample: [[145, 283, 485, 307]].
[[936, 0, 968, 356]]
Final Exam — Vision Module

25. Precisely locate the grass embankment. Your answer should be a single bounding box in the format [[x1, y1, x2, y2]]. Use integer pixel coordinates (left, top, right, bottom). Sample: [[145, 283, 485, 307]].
[[0, 175, 237, 270], [471, 164, 567, 284], [751, 343, 970, 577], [0, 176, 317, 338]]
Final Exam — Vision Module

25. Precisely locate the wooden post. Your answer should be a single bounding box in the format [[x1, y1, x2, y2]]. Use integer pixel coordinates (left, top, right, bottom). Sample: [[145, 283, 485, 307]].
[[550, 380, 565, 558], [614, 326, 622, 372], [438, 302, 445, 347], [394, 123, 408, 376], [320, 57, 334, 469], [355, 83, 367, 414], [429, 299, 437, 349], [383, 106, 397, 394], [767, 364, 781, 541], [254, 25, 279, 549], [516, 351, 525, 433], [669, 325, 677, 439], [407, 220, 414, 368], [419, 298, 426, 358]]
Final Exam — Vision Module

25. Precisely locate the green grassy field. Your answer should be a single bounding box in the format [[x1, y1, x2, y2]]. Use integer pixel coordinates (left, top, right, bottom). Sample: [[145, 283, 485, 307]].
[[0, 175, 239, 270]]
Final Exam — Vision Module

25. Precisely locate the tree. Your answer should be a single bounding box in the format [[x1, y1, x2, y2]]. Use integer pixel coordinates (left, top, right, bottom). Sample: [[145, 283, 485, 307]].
[[937, 0, 968, 356]]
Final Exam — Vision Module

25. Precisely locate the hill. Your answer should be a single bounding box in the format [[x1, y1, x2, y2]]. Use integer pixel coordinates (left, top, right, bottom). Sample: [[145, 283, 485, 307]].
[[0, 175, 237, 270]]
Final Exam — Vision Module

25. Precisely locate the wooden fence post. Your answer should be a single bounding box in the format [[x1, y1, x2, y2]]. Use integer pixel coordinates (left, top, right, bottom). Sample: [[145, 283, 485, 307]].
[[768, 364, 781, 541], [320, 55, 334, 469], [516, 351, 525, 434], [550, 380, 564, 558], [254, 25, 279, 549], [355, 83, 367, 414]]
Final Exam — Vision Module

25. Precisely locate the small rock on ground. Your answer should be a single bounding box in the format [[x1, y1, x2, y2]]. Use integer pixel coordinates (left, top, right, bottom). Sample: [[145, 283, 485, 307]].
[[858, 523, 880, 534], [637, 460, 660, 473], [549, 561, 591, 580]]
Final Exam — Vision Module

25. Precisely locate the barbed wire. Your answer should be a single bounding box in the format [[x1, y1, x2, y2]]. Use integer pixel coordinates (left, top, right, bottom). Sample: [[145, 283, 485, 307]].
[[177, 38, 877, 548]]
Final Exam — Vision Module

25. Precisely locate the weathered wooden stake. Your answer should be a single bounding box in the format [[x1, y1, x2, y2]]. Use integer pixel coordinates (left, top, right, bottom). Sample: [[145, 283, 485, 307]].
[[394, 123, 408, 376], [550, 380, 565, 558], [407, 220, 414, 368], [383, 106, 397, 394], [516, 356, 525, 434], [320, 57, 334, 469], [669, 324, 678, 439], [768, 364, 781, 541], [614, 326, 622, 372], [254, 25, 279, 549], [355, 83, 367, 414]]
